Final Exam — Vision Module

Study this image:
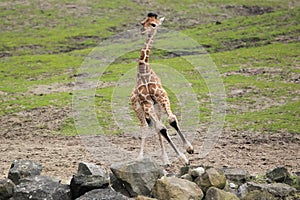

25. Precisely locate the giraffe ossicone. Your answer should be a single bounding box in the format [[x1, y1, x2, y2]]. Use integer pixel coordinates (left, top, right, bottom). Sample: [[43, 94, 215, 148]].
[[130, 13, 194, 165]]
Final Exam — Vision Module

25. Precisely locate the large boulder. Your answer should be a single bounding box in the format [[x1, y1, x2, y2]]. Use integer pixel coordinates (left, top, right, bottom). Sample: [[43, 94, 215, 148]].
[[110, 158, 164, 197], [152, 176, 204, 200], [70, 162, 110, 199], [13, 175, 71, 200], [8, 160, 42, 184], [195, 167, 226, 192], [205, 187, 239, 200], [75, 188, 129, 200], [0, 179, 15, 200]]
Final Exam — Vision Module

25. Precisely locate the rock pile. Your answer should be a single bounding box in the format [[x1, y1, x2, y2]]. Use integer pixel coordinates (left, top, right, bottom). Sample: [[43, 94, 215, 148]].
[[0, 159, 299, 200]]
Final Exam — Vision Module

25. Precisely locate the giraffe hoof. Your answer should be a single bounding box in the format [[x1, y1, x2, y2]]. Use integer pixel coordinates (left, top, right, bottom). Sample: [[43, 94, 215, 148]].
[[186, 146, 194, 154], [185, 161, 190, 166]]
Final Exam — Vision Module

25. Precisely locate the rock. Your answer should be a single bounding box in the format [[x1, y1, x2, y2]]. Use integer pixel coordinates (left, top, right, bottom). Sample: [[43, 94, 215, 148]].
[[242, 190, 276, 200], [136, 195, 158, 200], [243, 182, 296, 198], [70, 162, 110, 199], [8, 160, 42, 184], [110, 172, 131, 197], [189, 167, 205, 178], [13, 175, 71, 200], [229, 182, 236, 189], [180, 165, 190, 176], [152, 176, 204, 200], [205, 187, 239, 200], [0, 179, 15, 200], [110, 158, 164, 197], [77, 162, 107, 176], [180, 173, 193, 182], [266, 166, 290, 182], [195, 167, 226, 192], [223, 168, 249, 185], [75, 188, 129, 200], [237, 182, 248, 198]]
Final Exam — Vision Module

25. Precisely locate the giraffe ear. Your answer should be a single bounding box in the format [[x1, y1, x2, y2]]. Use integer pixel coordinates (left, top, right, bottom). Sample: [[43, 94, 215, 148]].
[[159, 17, 165, 24]]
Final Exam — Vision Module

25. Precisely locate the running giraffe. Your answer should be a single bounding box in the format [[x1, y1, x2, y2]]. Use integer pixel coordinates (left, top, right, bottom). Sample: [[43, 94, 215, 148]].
[[130, 13, 194, 165]]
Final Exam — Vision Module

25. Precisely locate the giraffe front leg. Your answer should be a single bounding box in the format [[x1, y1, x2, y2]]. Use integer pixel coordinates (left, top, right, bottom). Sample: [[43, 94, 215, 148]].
[[169, 117, 194, 154], [143, 102, 189, 165], [154, 88, 194, 155]]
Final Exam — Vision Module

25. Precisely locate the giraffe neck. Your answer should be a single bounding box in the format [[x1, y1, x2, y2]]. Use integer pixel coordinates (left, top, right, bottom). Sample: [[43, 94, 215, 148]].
[[138, 31, 156, 74]]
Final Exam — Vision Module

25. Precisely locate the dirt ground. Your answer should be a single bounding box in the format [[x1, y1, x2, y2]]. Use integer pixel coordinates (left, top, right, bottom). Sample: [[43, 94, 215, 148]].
[[0, 106, 299, 184]]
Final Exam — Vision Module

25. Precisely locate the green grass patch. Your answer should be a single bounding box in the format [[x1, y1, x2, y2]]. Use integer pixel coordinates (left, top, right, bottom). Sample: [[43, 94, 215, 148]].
[[184, 8, 299, 52], [228, 101, 300, 133]]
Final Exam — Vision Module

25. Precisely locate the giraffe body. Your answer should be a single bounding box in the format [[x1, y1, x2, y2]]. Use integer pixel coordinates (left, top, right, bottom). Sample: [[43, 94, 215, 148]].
[[130, 13, 194, 165]]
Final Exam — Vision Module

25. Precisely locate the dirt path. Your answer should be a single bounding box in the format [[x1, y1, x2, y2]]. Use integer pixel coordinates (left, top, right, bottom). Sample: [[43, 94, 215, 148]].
[[1, 106, 299, 183]]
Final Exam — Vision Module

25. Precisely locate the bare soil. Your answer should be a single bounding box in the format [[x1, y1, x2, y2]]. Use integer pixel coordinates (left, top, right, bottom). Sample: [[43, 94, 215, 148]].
[[1, 106, 299, 184]]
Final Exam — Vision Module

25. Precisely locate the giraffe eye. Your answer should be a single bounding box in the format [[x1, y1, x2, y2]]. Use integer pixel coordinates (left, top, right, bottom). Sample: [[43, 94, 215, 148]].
[[151, 23, 156, 27]]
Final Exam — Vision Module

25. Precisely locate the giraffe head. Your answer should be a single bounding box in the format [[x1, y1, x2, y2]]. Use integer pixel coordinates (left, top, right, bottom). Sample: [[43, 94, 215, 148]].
[[140, 12, 165, 35]]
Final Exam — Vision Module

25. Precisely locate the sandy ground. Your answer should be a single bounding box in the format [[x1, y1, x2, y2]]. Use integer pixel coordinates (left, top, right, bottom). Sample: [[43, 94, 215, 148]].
[[0, 106, 299, 184]]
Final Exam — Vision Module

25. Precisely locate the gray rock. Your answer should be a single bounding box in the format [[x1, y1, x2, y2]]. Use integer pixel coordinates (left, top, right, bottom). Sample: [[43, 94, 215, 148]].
[[75, 188, 129, 200], [110, 172, 131, 197], [13, 175, 71, 200], [70, 162, 110, 199], [243, 182, 296, 198], [136, 195, 158, 200], [229, 182, 236, 189], [110, 158, 164, 197], [237, 183, 248, 198], [77, 162, 107, 176], [152, 176, 204, 200], [0, 179, 15, 200], [223, 167, 249, 185], [8, 160, 42, 184], [195, 167, 226, 192], [242, 190, 276, 200], [189, 167, 205, 178], [70, 174, 110, 199], [180, 173, 193, 182], [180, 165, 190, 176], [266, 166, 290, 183], [205, 187, 239, 200]]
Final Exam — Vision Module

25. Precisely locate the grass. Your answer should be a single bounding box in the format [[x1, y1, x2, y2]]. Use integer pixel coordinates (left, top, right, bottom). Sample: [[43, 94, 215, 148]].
[[234, 101, 300, 133], [184, 8, 300, 52], [0, 1, 299, 135]]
